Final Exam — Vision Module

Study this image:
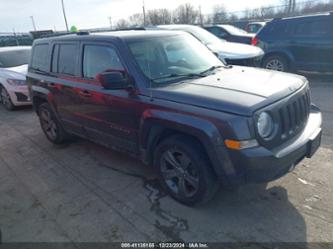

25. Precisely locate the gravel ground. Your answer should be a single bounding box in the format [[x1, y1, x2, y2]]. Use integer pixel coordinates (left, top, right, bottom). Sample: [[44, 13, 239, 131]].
[[0, 76, 332, 243]]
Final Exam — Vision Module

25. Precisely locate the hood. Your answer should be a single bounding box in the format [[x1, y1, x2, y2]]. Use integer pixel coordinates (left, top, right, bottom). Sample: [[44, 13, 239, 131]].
[[152, 66, 307, 116], [0, 64, 28, 80], [207, 41, 264, 60]]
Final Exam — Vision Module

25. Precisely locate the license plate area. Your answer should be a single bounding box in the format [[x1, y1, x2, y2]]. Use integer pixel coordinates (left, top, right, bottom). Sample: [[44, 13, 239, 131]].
[[306, 129, 322, 158]]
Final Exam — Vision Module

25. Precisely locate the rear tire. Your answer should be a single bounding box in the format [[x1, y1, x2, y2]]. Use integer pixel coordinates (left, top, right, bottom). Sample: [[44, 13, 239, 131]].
[[0, 86, 15, 111], [38, 103, 70, 144], [263, 55, 289, 72], [154, 135, 220, 206]]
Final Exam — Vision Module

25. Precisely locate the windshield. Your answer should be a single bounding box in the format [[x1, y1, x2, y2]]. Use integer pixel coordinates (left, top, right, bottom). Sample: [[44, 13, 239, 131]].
[[221, 25, 248, 35], [126, 34, 223, 84], [0, 48, 31, 68]]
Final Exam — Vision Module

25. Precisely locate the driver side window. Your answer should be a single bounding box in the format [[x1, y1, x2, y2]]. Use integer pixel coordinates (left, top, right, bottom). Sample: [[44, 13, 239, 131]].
[[83, 45, 124, 79]]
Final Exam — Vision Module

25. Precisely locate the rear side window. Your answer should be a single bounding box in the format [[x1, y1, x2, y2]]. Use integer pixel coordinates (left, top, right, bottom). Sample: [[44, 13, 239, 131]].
[[31, 44, 49, 72], [207, 27, 228, 37], [83, 45, 124, 79], [309, 20, 331, 36], [264, 22, 292, 36], [52, 43, 78, 76], [294, 19, 331, 36]]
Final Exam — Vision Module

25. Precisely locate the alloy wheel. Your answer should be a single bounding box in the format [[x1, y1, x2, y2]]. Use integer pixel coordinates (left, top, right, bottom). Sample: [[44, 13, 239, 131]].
[[1, 88, 13, 109], [40, 108, 58, 141], [160, 148, 200, 198], [265, 59, 284, 71]]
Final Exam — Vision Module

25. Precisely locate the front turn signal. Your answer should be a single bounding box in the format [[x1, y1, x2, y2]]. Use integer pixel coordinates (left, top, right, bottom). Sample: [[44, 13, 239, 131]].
[[225, 139, 258, 150]]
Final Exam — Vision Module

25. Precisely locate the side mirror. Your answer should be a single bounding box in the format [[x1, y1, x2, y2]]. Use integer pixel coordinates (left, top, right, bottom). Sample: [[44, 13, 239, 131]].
[[97, 71, 132, 90]]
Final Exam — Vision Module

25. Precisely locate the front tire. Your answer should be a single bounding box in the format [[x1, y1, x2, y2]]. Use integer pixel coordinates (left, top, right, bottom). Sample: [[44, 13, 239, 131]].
[[38, 103, 70, 144], [154, 135, 219, 206], [263, 55, 289, 72], [0, 86, 15, 111]]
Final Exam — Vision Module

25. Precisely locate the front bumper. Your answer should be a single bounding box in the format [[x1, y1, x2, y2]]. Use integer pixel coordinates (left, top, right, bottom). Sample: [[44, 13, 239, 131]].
[[226, 104, 322, 184], [7, 86, 31, 106]]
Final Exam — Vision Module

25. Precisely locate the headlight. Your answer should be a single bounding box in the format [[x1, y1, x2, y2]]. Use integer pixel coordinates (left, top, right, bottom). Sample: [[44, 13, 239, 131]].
[[257, 112, 274, 139], [7, 79, 26, 86]]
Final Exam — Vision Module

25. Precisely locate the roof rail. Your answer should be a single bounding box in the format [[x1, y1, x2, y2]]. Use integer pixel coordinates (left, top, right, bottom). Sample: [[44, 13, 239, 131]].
[[76, 31, 90, 35]]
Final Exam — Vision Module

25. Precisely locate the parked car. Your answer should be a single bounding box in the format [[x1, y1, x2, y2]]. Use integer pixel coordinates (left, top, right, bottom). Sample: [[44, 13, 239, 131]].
[[245, 22, 266, 34], [0, 46, 31, 110], [204, 24, 254, 44], [156, 25, 264, 67], [28, 31, 322, 205], [253, 13, 333, 72]]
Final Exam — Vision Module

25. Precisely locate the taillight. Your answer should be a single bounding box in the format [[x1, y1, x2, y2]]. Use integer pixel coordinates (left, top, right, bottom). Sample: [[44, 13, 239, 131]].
[[251, 37, 258, 46]]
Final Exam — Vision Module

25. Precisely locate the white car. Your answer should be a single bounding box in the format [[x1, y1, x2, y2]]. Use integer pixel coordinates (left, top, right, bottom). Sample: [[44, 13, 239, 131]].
[[0, 46, 31, 110], [156, 25, 264, 67]]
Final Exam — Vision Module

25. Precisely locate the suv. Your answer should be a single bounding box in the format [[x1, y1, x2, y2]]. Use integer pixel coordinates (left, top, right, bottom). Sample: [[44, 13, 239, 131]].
[[253, 13, 333, 72], [28, 31, 322, 205]]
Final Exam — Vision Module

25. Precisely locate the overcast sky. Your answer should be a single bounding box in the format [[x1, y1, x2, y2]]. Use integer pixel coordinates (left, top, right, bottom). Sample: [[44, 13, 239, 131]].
[[0, 0, 281, 32]]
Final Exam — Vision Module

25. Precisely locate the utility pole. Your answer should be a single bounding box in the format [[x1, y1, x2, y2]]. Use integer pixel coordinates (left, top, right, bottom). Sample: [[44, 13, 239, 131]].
[[30, 16, 37, 31], [13, 28, 19, 46], [61, 0, 69, 31], [142, 0, 146, 26], [108, 16, 113, 30]]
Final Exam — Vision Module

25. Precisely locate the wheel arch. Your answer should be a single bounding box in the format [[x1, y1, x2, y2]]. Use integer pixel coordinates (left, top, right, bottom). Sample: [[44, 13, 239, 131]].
[[139, 110, 236, 181], [32, 94, 48, 114], [262, 50, 295, 70]]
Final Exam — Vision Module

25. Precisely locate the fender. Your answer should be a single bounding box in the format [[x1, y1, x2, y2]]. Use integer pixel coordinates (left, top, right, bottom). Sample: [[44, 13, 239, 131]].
[[139, 109, 237, 182]]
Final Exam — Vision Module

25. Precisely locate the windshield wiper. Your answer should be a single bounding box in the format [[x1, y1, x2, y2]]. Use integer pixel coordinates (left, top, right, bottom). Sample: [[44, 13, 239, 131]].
[[199, 65, 224, 75], [152, 73, 205, 82]]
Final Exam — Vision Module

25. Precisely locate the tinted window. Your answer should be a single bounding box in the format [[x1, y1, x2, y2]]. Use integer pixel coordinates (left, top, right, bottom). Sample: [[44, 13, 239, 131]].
[[207, 27, 227, 37], [31, 44, 49, 72], [0, 49, 31, 68], [52, 44, 78, 76], [310, 20, 331, 36], [83, 45, 124, 79], [294, 19, 331, 36], [266, 22, 292, 36]]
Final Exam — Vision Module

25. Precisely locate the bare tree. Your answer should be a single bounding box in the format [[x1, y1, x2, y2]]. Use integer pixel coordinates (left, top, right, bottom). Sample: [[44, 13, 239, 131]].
[[129, 13, 144, 27], [212, 4, 228, 23], [173, 3, 199, 24], [147, 9, 172, 25], [115, 19, 130, 30], [284, 0, 296, 15]]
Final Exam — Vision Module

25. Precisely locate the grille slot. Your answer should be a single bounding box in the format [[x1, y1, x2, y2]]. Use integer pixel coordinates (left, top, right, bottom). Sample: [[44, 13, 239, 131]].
[[278, 88, 310, 140]]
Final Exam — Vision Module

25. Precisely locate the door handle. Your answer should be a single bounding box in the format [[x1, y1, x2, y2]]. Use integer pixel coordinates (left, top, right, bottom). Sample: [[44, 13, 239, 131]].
[[79, 90, 92, 98]]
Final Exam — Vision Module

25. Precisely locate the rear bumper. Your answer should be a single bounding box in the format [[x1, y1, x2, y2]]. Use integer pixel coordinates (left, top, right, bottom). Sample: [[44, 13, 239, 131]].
[[222, 105, 322, 185]]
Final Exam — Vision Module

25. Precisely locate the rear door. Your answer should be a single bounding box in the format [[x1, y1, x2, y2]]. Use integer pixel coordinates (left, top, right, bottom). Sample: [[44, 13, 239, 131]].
[[49, 42, 84, 135], [290, 16, 333, 71]]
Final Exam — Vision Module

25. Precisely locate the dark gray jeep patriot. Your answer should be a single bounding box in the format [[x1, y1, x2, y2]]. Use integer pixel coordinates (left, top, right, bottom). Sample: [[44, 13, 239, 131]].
[[27, 31, 322, 205]]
